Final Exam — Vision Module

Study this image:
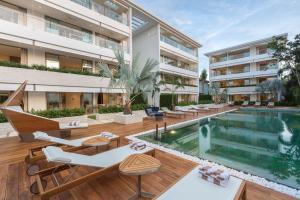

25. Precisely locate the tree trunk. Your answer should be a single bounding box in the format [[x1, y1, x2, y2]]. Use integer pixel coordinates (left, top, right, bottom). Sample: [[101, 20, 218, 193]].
[[123, 100, 132, 115]]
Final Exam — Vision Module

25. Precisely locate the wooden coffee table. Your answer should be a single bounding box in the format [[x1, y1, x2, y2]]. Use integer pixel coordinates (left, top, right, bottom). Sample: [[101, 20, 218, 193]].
[[119, 154, 161, 200], [82, 136, 110, 151]]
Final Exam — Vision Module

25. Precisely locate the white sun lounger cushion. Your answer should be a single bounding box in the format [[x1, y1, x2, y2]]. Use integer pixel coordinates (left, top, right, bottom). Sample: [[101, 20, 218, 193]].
[[156, 167, 242, 200], [33, 131, 118, 147], [43, 146, 72, 163], [42, 145, 153, 168]]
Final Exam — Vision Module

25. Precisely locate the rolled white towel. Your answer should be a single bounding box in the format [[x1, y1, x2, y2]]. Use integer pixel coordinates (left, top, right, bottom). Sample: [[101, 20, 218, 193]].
[[130, 141, 146, 150], [100, 132, 114, 138], [207, 166, 218, 175], [33, 132, 52, 141], [69, 121, 80, 127], [218, 171, 230, 180]]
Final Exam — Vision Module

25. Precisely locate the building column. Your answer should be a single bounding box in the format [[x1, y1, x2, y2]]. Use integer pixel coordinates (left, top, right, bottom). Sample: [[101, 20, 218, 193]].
[[20, 48, 27, 65]]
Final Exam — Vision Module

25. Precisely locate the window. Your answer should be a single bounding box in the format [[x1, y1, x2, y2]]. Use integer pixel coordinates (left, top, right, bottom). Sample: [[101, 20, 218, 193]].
[[71, 0, 91, 9], [81, 93, 93, 108], [0, 92, 9, 104], [45, 53, 59, 69], [82, 60, 93, 73], [46, 93, 65, 109]]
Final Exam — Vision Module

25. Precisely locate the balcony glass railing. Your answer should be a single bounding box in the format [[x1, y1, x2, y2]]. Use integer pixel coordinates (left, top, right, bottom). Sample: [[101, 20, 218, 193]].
[[228, 52, 250, 60], [45, 19, 93, 43], [161, 60, 197, 72], [160, 35, 197, 57], [95, 36, 128, 53], [0, 4, 26, 25], [71, 0, 128, 25]]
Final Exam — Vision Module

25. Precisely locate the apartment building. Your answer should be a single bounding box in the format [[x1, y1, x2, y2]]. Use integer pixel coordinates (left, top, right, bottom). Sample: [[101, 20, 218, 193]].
[[130, 4, 201, 106], [0, 0, 200, 111], [205, 34, 287, 102]]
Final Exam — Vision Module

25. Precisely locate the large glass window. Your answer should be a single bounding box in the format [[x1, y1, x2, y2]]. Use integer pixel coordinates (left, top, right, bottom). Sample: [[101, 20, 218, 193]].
[[81, 93, 93, 108], [0, 1, 26, 25], [71, 0, 91, 9], [45, 16, 92, 44], [46, 92, 65, 109], [45, 53, 59, 69], [82, 60, 93, 73]]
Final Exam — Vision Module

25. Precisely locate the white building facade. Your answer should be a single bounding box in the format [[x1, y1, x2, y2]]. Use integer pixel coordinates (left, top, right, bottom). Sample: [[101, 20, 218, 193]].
[[0, 0, 200, 111], [205, 34, 287, 102]]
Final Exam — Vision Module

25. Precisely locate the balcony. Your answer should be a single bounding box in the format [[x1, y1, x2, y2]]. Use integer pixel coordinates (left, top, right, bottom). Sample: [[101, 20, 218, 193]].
[[210, 53, 274, 69], [0, 20, 131, 62], [160, 63, 198, 78], [71, 0, 128, 25], [0, 3, 26, 25], [95, 35, 128, 53], [210, 69, 278, 82], [160, 35, 198, 62], [0, 66, 124, 93], [220, 86, 257, 95], [160, 84, 198, 94]]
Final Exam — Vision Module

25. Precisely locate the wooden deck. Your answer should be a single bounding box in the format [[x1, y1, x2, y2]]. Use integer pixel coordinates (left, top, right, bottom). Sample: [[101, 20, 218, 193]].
[[0, 108, 297, 200]]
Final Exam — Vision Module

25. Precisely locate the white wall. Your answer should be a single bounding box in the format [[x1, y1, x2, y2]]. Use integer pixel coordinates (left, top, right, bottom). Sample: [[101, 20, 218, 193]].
[[133, 24, 160, 106], [27, 91, 47, 111]]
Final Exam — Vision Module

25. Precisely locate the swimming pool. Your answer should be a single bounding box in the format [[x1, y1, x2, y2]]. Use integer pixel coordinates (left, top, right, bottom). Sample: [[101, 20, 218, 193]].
[[137, 108, 300, 190]]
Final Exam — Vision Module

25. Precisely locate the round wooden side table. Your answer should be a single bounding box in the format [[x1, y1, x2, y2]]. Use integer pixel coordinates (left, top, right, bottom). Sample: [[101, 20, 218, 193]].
[[119, 154, 161, 200], [82, 136, 110, 152]]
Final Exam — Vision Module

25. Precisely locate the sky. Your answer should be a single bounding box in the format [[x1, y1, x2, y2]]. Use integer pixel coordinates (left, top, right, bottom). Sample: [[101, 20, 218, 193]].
[[134, 0, 300, 74]]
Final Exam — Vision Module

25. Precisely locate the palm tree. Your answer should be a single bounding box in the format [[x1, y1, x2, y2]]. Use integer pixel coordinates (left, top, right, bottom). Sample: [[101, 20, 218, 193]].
[[160, 76, 185, 110], [210, 82, 220, 103], [256, 79, 285, 101], [99, 50, 159, 115], [200, 69, 208, 93]]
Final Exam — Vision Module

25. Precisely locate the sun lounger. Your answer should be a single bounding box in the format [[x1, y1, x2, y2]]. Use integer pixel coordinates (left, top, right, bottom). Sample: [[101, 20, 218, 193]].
[[161, 107, 186, 118], [228, 101, 234, 107], [241, 101, 249, 107], [190, 105, 210, 112], [30, 144, 155, 199], [267, 102, 275, 108], [155, 166, 245, 200], [26, 131, 120, 165], [254, 102, 261, 107], [175, 106, 198, 115], [0, 81, 89, 142]]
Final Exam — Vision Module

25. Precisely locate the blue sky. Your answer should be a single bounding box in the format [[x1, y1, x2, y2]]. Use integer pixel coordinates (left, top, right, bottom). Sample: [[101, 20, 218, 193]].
[[134, 0, 300, 73]]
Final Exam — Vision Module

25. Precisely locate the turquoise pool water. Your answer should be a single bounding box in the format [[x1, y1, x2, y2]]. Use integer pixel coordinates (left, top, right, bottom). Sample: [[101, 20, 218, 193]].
[[138, 108, 300, 189]]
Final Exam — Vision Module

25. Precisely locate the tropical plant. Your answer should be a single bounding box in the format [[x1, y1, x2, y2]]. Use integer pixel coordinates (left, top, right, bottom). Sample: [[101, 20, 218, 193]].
[[210, 82, 220, 103], [200, 69, 208, 94], [160, 76, 185, 110], [268, 34, 300, 104], [99, 50, 159, 115], [255, 79, 285, 101]]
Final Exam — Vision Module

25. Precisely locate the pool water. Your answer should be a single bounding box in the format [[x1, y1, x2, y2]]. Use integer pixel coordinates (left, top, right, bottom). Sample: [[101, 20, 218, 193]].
[[138, 108, 300, 189]]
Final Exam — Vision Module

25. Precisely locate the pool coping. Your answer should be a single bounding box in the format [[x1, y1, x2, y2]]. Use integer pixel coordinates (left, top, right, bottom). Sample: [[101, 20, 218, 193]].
[[126, 108, 300, 199]]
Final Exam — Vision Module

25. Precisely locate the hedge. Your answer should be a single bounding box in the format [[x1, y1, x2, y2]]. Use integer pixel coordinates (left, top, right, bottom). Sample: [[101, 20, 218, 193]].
[[176, 101, 198, 106], [98, 104, 147, 114], [160, 94, 177, 109], [199, 95, 212, 101], [0, 113, 7, 123], [131, 94, 146, 105], [198, 100, 214, 104], [0, 60, 99, 77], [31, 108, 85, 118], [275, 102, 299, 107]]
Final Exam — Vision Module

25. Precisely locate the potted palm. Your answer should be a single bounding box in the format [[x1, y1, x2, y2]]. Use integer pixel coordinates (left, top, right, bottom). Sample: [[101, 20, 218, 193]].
[[99, 50, 159, 123]]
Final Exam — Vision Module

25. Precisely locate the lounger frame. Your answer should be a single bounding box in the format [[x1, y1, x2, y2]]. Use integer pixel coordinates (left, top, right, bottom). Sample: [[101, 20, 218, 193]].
[[25, 137, 121, 165], [34, 148, 155, 200]]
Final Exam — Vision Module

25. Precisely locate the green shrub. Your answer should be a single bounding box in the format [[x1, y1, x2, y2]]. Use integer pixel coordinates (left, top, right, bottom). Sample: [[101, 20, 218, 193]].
[[132, 104, 147, 111], [88, 115, 97, 120], [98, 105, 122, 114], [275, 101, 299, 107], [198, 100, 213, 104], [0, 60, 99, 77], [160, 94, 177, 109], [199, 95, 212, 101], [31, 108, 85, 118], [176, 101, 198, 106], [131, 94, 146, 105], [0, 113, 7, 123], [234, 101, 243, 105]]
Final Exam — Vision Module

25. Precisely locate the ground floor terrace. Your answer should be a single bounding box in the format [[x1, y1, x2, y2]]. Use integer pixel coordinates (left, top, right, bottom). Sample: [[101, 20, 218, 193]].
[[0, 107, 296, 200]]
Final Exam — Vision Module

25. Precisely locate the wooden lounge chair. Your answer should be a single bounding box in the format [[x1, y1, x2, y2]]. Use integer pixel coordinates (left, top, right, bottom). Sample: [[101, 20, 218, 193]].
[[155, 166, 246, 200], [228, 101, 234, 107], [254, 102, 261, 107], [241, 101, 249, 107], [175, 106, 198, 116], [25, 131, 120, 175], [267, 102, 275, 108], [30, 144, 155, 200], [161, 107, 186, 118], [0, 81, 88, 142]]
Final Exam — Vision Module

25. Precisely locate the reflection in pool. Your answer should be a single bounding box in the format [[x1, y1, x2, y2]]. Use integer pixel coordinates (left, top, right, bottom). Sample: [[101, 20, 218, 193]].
[[138, 109, 300, 189]]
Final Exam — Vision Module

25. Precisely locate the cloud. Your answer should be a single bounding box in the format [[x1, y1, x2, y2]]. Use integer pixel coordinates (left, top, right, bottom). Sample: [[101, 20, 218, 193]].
[[173, 18, 193, 26]]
